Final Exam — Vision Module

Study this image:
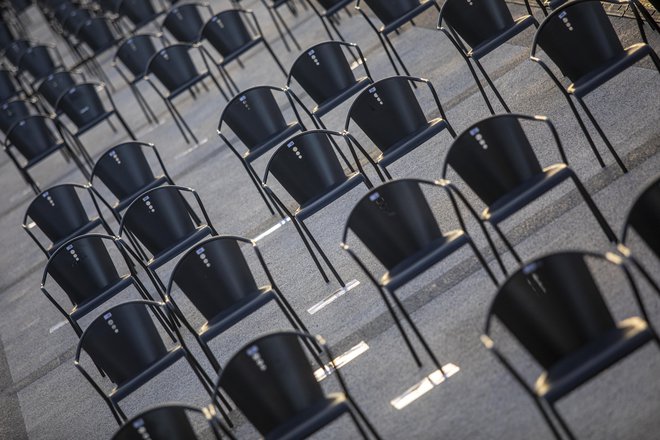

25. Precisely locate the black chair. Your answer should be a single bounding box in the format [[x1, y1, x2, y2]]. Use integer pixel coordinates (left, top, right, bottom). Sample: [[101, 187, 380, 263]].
[[0, 68, 24, 103], [0, 98, 33, 135], [482, 251, 660, 440], [355, 0, 440, 76], [74, 300, 231, 425], [0, 16, 18, 50], [161, 2, 211, 44], [16, 43, 65, 86], [344, 75, 456, 179], [305, 0, 356, 42], [2, 38, 30, 67], [441, 114, 617, 274], [263, 129, 374, 287], [167, 235, 318, 372], [35, 69, 85, 113], [4, 114, 91, 193], [341, 178, 497, 370], [530, 0, 660, 174], [260, 0, 303, 52], [437, 0, 538, 115], [199, 8, 287, 95], [115, 0, 164, 32], [91, 141, 175, 215], [111, 403, 233, 440], [41, 233, 163, 337], [118, 185, 218, 290], [113, 33, 167, 125], [217, 85, 307, 215], [214, 331, 381, 439], [288, 40, 372, 130], [71, 17, 123, 88], [22, 183, 114, 256], [145, 43, 227, 144]]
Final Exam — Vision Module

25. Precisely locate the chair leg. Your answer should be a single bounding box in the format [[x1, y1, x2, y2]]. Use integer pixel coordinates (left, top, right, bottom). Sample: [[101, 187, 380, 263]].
[[240, 161, 278, 216], [548, 404, 577, 440], [382, 33, 412, 77], [347, 408, 370, 439], [375, 284, 423, 367], [490, 222, 523, 264], [262, 39, 288, 77], [297, 218, 346, 287], [380, 164, 393, 180], [267, 7, 291, 52], [288, 215, 331, 283], [348, 400, 382, 440], [113, 111, 137, 141], [569, 173, 617, 243], [575, 97, 627, 173], [197, 335, 222, 372], [478, 219, 508, 277], [473, 59, 511, 113], [274, 7, 301, 51], [131, 84, 159, 124], [466, 237, 499, 286], [207, 71, 230, 101], [106, 399, 125, 425], [163, 99, 190, 144], [316, 118, 355, 172], [168, 99, 199, 144], [185, 354, 234, 427], [376, 32, 401, 75], [107, 117, 118, 133]]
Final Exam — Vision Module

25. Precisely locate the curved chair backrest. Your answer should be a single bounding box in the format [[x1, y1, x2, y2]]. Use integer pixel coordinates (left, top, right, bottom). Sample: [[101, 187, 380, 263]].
[[288, 41, 359, 106], [5, 114, 60, 160], [147, 44, 199, 92], [61, 7, 93, 35], [55, 82, 107, 128], [117, 0, 158, 27], [0, 18, 16, 50], [264, 130, 349, 207], [343, 179, 445, 271], [532, 0, 624, 82], [218, 332, 326, 436], [98, 0, 122, 13], [37, 70, 79, 108], [623, 175, 660, 260], [486, 252, 617, 369], [443, 114, 544, 207], [169, 236, 260, 321], [3, 39, 30, 66], [0, 69, 19, 103], [76, 17, 116, 52], [17, 45, 57, 81], [439, 0, 514, 49], [79, 301, 170, 386], [162, 2, 207, 43], [362, 0, 421, 25], [0, 99, 31, 133], [201, 10, 253, 57], [53, 0, 77, 22], [115, 33, 162, 79], [346, 76, 427, 153], [112, 404, 207, 440]]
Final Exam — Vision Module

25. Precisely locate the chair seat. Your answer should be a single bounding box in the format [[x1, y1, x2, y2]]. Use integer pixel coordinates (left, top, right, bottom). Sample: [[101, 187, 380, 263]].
[[323, 0, 354, 17], [219, 37, 263, 66], [381, 230, 467, 291], [23, 141, 66, 169], [73, 110, 116, 136], [110, 346, 185, 401], [113, 175, 170, 213], [70, 275, 134, 320], [167, 71, 210, 100], [568, 43, 652, 98], [378, 118, 448, 168], [482, 164, 571, 225], [380, 0, 437, 35], [265, 393, 349, 440], [47, 218, 104, 254], [535, 316, 653, 403], [313, 77, 372, 118], [468, 15, 536, 60], [295, 173, 365, 221], [199, 287, 275, 341], [147, 226, 213, 270], [243, 123, 302, 163]]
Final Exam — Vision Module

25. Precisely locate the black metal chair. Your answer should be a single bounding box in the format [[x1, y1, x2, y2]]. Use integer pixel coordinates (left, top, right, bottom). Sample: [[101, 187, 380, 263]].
[[4, 114, 91, 193], [482, 250, 660, 440], [15, 43, 66, 91], [260, 0, 303, 52], [355, 0, 440, 76], [0, 98, 33, 135], [91, 141, 175, 216], [161, 2, 211, 43], [530, 0, 660, 174], [217, 85, 307, 215], [74, 300, 231, 425], [2, 38, 30, 67], [441, 113, 617, 274], [145, 43, 227, 144], [35, 69, 85, 113], [341, 178, 497, 370], [115, 0, 164, 32], [111, 403, 233, 440], [167, 235, 318, 372], [71, 17, 123, 88], [437, 0, 538, 115], [22, 183, 114, 256], [0, 16, 18, 50], [305, 0, 355, 42], [213, 331, 381, 439], [344, 75, 456, 179], [199, 8, 287, 95], [263, 129, 374, 287], [288, 40, 372, 130], [0, 68, 24, 103]]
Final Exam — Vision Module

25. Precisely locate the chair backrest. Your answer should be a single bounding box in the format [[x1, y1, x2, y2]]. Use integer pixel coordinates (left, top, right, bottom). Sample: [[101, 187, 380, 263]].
[[0, 18, 16, 50], [346, 76, 427, 153], [162, 2, 206, 43], [17, 45, 57, 81], [201, 10, 253, 57], [0, 99, 31, 133], [121, 186, 198, 257], [61, 8, 93, 35], [77, 17, 116, 52], [487, 252, 617, 369], [80, 301, 170, 386], [624, 175, 660, 260], [218, 332, 326, 436], [55, 83, 107, 128], [37, 70, 78, 108], [265, 131, 349, 207], [147, 44, 200, 93], [443, 114, 543, 207], [6, 115, 60, 160], [0, 69, 19, 103], [440, 0, 515, 50], [112, 405, 204, 440], [118, 0, 158, 27], [344, 179, 444, 270], [533, 0, 624, 82], [362, 0, 421, 25], [288, 41, 359, 106], [3, 39, 30, 66], [115, 33, 161, 78], [170, 236, 260, 321]]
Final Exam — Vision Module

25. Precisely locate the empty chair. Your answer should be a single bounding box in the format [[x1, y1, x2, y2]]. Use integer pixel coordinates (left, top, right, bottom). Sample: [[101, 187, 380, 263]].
[[72, 17, 123, 87], [115, 0, 163, 31], [91, 141, 175, 215], [161, 2, 210, 43], [305, 0, 356, 42], [167, 235, 317, 371], [0, 68, 24, 103], [288, 41, 372, 129], [4, 114, 91, 193], [0, 98, 33, 135], [341, 178, 497, 370], [437, 0, 538, 114], [260, 0, 303, 52], [217, 85, 307, 215], [145, 43, 227, 144], [530, 0, 660, 174], [36, 69, 85, 112], [2, 38, 30, 66], [441, 114, 617, 273], [16, 44, 65, 90], [214, 331, 381, 439], [344, 75, 456, 179], [74, 300, 230, 425], [482, 251, 660, 440], [0, 17, 18, 50], [22, 183, 114, 256], [356, 0, 440, 75]]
